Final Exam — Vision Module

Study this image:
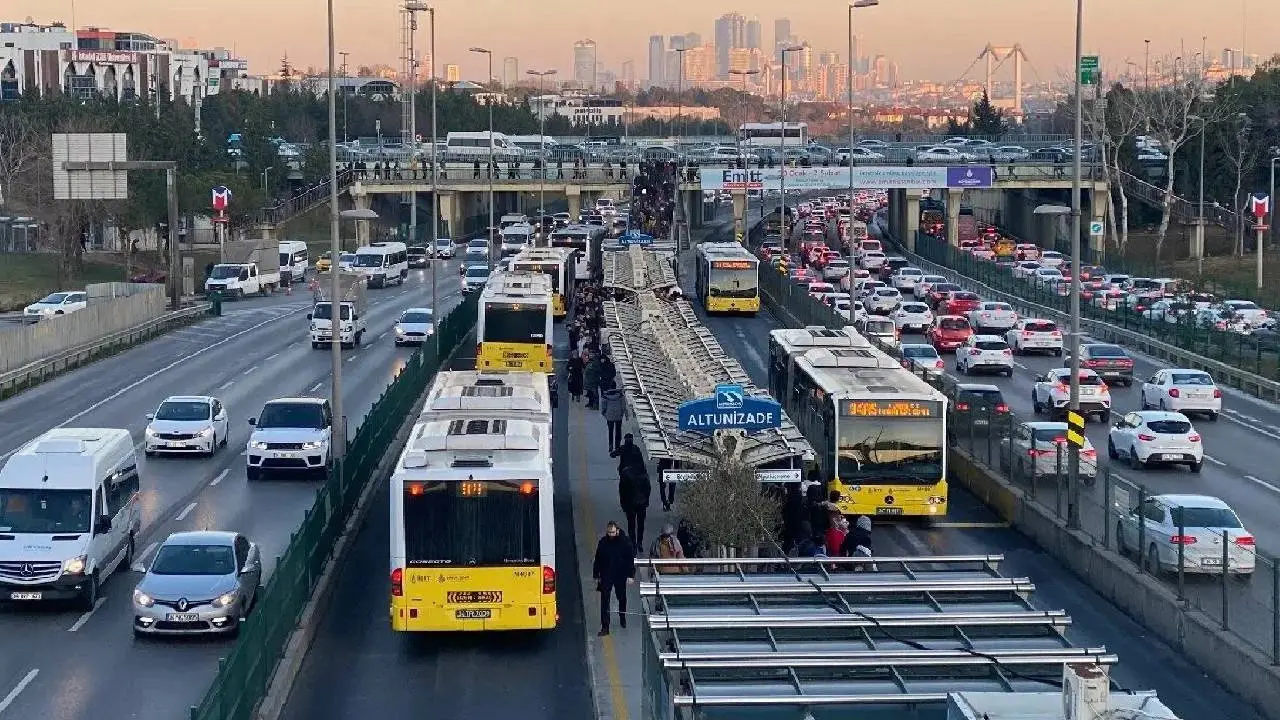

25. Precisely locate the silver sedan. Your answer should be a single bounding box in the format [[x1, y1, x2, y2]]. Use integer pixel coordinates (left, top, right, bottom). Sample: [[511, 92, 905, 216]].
[[132, 531, 261, 637]]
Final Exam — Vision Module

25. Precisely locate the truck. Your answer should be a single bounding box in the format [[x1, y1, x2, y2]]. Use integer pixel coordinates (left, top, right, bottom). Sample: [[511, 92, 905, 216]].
[[957, 211, 979, 246], [204, 239, 282, 298], [309, 272, 368, 349]]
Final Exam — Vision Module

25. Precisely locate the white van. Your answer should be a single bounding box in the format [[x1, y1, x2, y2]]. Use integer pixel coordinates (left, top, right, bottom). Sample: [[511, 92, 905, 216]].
[[444, 131, 522, 159], [595, 198, 617, 218], [279, 240, 309, 284], [499, 223, 535, 257], [0, 428, 141, 610], [353, 241, 409, 288], [500, 213, 529, 230], [506, 135, 558, 157]]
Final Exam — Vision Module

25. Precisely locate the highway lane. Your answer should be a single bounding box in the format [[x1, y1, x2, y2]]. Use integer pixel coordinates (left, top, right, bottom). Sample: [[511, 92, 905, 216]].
[[277, 331, 594, 720], [696, 210, 1262, 718], [0, 263, 463, 720]]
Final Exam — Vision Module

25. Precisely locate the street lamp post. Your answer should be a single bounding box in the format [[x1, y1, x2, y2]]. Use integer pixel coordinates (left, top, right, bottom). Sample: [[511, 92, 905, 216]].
[[1189, 114, 1207, 276], [675, 47, 688, 157], [1066, 0, 1085, 529], [780, 45, 804, 244], [528, 69, 557, 235], [339, 51, 350, 143], [848, 0, 878, 244], [325, 0, 345, 461], [405, 2, 428, 304], [470, 46, 496, 272], [728, 69, 760, 155]]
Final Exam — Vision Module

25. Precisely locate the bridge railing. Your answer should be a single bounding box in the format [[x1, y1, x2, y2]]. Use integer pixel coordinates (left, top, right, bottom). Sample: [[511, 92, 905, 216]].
[[253, 168, 355, 227], [1114, 169, 1241, 229]]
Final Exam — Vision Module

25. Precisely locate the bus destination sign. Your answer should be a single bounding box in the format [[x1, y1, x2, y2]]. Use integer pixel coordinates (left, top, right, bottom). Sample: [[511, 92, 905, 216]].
[[842, 400, 941, 418]]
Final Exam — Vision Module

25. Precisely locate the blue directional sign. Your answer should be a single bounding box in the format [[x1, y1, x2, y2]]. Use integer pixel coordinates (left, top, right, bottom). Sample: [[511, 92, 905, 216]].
[[678, 383, 783, 434], [618, 230, 654, 246]]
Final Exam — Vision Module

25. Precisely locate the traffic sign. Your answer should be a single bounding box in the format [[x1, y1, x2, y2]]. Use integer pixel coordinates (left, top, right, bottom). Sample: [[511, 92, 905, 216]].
[[1066, 411, 1086, 448], [662, 469, 803, 484], [1249, 193, 1270, 219], [677, 384, 783, 434], [1079, 55, 1100, 85], [1089, 221, 1104, 237]]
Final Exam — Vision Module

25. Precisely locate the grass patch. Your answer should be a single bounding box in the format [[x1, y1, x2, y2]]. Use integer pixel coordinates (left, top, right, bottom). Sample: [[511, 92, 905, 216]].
[[0, 254, 129, 311]]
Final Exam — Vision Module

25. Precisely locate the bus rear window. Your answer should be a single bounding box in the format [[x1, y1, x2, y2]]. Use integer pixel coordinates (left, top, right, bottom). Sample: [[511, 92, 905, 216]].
[[402, 481, 540, 566]]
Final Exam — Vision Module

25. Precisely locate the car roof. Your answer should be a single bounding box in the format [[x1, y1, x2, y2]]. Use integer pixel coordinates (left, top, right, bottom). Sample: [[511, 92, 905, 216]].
[[1150, 494, 1231, 510], [1130, 410, 1190, 422], [162, 530, 237, 546], [1082, 343, 1125, 352], [956, 382, 1001, 392], [900, 343, 936, 352], [264, 397, 327, 406], [161, 395, 215, 404]]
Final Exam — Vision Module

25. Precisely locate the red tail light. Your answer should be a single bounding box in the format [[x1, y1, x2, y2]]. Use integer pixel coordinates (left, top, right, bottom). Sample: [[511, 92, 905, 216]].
[[391, 568, 404, 597], [1002, 349, 1012, 356], [1137, 433, 1157, 442], [1028, 448, 1054, 458], [995, 404, 1009, 413], [969, 349, 981, 355], [1051, 330, 1062, 337], [1119, 359, 1134, 367], [1188, 434, 1201, 442], [1169, 535, 1197, 545], [1213, 389, 1223, 398], [542, 565, 557, 594], [956, 403, 971, 411], [1083, 359, 1100, 368], [1168, 388, 1180, 398], [934, 359, 945, 369], [1235, 535, 1256, 547], [1082, 449, 1098, 458]]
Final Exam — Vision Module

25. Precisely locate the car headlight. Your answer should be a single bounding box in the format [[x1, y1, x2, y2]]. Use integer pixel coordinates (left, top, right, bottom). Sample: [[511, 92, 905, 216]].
[[250, 441, 269, 450], [62, 555, 87, 575], [133, 589, 155, 608], [198, 427, 214, 437], [211, 591, 238, 609], [145, 427, 157, 437], [302, 441, 323, 450], [395, 326, 406, 335]]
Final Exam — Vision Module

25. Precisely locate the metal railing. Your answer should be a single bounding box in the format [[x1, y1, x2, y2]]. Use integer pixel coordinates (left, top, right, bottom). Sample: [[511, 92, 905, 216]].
[[188, 295, 478, 720], [1113, 169, 1241, 229], [0, 304, 210, 399], [253, 168, 356, 227]]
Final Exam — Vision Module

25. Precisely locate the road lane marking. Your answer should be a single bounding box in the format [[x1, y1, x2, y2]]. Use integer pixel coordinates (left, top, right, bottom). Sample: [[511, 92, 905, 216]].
[[242, 365, 259, 376], [219, 380, 235, 390], [210, 469, 229, 487], [377, 332, 387, 341], [67, 597, 106, 632], [1243, 475, 1280, 496], [0, 305, 308, 462], [309, 381, 324, 392], [175, 501, 198, 522], [345, 355, 358, 363], [0, 668, 38, 713], [1204, 455, 1226, 467], [264, 352, 279, 362]]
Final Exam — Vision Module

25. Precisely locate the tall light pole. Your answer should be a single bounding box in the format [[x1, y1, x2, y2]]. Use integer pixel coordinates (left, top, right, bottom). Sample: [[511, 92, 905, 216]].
[[1189, 114, 1207, 276], [1144, 39, 1151, 87], [527, 69, 557, 232], [728, 69, 760, 154], [471, 46, 495, 272], [404, 2, 427, 292], [780, 45, 804, 243], [848, 0, 878, 244], [338, 51, 350, 143], [1067, 0, 1085, 529], [427, 6, 438, 347], [674, 47, 688, 158], [325, 0, 345, 461]]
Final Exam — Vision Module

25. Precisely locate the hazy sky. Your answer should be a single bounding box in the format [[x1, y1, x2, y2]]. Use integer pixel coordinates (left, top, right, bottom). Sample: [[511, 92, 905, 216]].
[[10, 0, 1277, 83]]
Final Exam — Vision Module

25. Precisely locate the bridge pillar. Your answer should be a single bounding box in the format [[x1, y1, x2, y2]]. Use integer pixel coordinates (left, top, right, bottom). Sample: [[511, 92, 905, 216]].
[[946, 189, 963, 246], [352, 190, 372, 247], [565, 186, 582, 221], [253, 224, 276, 244], [904, 190, 921, 252], [437, 191, 462, 239], [1089, 186, 1108, 262], [732, 189, 748, 238]]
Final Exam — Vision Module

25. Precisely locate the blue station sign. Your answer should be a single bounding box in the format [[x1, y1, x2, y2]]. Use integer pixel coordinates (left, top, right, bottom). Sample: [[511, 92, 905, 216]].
[[677, 383, 783, 434], [618, 230, 654, 246]]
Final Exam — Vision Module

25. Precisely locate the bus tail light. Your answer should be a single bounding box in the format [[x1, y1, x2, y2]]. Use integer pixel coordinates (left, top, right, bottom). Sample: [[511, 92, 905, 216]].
[[542, 566, 556, 594], [391, 568, 404, 597]]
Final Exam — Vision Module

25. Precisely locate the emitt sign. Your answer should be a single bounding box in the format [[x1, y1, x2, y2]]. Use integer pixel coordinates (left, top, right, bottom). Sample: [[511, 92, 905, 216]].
[[677, 383, 783, 434], [713, 169, 766, 190]]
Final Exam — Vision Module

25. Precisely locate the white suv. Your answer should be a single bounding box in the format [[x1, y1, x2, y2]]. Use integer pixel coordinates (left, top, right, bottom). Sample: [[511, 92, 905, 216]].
[[968, 302, 1018, 333], [890, 267, 925, 293], [1032, 368, 1111, 421], [1006, 319, 1063, 356], [1140, 369, 1222, 420], [955, 335, 1014, 376], [1107, 410, 1203, 472], [893, 302, 934, 332], [865, 287, 903, 314], [246, 398, 334, 480]]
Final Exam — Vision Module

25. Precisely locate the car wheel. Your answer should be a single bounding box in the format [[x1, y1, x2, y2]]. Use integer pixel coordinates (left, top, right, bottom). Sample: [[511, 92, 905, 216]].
[[1098, 410, 1110, 424], [1053, 348, 1063, 357], [220, 433, 229, 449], [1206, 411, 1219, 422], [206, 435, 217, 457], [1031, 393, 1042, 414], [1107, 438, 1118, 460], [1005, 368, 1014, 377], [1140, 395, 1150, 410], [78, 571, 100, 612], [1129, 446, 1144, 470], [247, 466, 261, 482], [1190, 459, 1203, 474]]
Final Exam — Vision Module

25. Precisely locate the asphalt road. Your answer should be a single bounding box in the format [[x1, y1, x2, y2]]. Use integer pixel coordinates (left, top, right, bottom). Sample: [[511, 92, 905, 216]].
[[697, 206, 1262, 718], [0, 261, 463, 720], [277, 332, 594, 720]]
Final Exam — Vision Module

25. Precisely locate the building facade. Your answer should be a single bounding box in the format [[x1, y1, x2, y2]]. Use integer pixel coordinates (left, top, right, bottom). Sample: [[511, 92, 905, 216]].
[[647, 35, 664, 86], [714, 12, 747, 79], [572, 39, 597, 90]]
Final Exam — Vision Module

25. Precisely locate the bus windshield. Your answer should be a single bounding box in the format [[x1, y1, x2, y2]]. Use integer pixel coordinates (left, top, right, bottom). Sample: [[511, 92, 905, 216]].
[[514, 263, 560, 293], [709, 266, 758, 298], [355, 254, 386, 268], [837, 418, 944, 484], [403, 481, 540, 566], [484, 303, 547, 343]]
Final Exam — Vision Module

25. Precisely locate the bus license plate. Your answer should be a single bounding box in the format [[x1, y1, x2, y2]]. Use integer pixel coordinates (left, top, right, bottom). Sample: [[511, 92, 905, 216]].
[[447, 590, 502, 604], [9, 591, 41, 600], [166, 613, 201, 622], [876, 507, 904, 515], [455, 609, 492, 619]]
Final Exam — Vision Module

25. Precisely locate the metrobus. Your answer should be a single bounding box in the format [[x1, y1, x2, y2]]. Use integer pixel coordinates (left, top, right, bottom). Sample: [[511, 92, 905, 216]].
[[389, 372, 556, 632], [549, 224, 606, 281], [695, 241, 761, 314], [767, 326, 949, 518], [738, 122, 808, 149], [510, 247, 575, 319], [476, 271, 554, 372]]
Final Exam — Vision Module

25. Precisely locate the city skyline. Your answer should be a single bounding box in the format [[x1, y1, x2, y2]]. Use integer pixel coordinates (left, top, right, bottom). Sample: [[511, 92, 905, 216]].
[[6, 0, 1277, 84]]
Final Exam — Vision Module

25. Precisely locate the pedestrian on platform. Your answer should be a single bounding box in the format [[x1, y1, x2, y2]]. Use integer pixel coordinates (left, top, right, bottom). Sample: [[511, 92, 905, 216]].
[[566, 355, 584, 403], [600, 388, 627, 451], [584, 353, 601, 409], [592, 521, 635, 636], [612, 434, 651, 551], [649, 524, 686, 573]]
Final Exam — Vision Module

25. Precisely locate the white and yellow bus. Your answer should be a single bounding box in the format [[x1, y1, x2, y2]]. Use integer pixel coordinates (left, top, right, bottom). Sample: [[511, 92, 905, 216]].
[[390, 373, 556, 632], [695, 241, 761, 314], [476, 271, 554, 372], [510, 247, 575, 319], [767, 326, 949, 518], [549, 224, 606, 281]]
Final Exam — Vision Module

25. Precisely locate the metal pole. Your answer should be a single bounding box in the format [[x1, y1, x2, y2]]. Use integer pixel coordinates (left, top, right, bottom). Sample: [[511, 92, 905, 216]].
[[1197, 119, 1205, 276], [848, 5, 855, 237], [781, 52, 788, 242], [487, 53, 495, 274], [165, 168, 181, 310], [1271, 158, 1279, 255], [327, 0, 345, 461], [539, 74, 546, 224], [1066, 0, 1084, 529], [429, 8, 438, 349], [407, 9, 418, 281], [339, 51, 350, 143], [1257, 223, 1265, 291]]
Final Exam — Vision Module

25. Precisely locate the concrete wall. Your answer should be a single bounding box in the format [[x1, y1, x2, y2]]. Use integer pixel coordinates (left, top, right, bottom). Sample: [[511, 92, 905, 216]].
[[0, 284, 167, 374], [950, 448, 1280, 720]]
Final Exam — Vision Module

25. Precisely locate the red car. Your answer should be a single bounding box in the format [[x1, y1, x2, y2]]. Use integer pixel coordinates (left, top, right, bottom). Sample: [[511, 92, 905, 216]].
[[943, 291, 983, 315], [927, 283, 962, 309], [928, 315, 974, 352]]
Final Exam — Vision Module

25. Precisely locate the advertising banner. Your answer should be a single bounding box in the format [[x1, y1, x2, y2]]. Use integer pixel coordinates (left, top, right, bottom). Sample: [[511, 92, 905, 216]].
[[700, 166, 994, 191]]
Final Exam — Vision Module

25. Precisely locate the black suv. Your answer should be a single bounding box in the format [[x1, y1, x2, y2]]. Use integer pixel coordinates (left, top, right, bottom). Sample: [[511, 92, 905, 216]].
[[950, 383, 1010, 438], [1072, 343, 1135, 386]]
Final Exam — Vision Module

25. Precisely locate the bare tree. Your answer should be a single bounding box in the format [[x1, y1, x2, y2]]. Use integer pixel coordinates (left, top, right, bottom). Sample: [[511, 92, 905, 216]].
[[0, 110, 49, 217], [675, 434, 782, 557], [1215, 113, 1256, 255]]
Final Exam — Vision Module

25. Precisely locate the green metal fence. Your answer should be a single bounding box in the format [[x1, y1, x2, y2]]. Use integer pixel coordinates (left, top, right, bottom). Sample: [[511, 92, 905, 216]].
[[189, 295, 477, 720]]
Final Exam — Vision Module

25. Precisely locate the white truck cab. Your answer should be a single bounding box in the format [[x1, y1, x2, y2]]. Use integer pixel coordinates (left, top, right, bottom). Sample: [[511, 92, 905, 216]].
[[0, 428, 141, 610], [246, 398, 334, 480]]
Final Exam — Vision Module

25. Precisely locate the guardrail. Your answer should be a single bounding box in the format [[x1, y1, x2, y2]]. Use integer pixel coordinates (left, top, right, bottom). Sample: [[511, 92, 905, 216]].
[[189, 295, 477, 720], [0, 304, 211, 399]]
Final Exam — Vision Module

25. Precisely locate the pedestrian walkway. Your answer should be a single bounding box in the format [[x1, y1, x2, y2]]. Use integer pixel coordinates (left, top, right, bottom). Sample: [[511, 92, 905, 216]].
[[569, 386, 674, 720]]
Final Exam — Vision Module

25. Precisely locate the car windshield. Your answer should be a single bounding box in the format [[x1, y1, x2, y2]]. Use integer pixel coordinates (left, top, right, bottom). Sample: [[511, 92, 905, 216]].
[[1169, 506, 1242, 529], [340, 254, 355, 264], [155, 401, 212, 421], [209, 265, 241, 279], [959, 389, 1003, 404], [1032, 428, 1070, 443], [354, 254, 386, 268], [311, 303, 351, 321], [939, 318, 968, 330], [933, 284, 959, 294], [0, 488, 93, 534], [1146, 419, 1192, 434], [986, 303, 1012, 311], [257, 402, 325, 429], [1088, 345, 1126, 357], [901, 304, 929, 313], [37, 293, 70, 304], [401, 311, 433, 324], [902, 346, 937, 358], [1170, 373, 1213, 386], [150, 544, 237, 576], [864, 320, 894, 333]]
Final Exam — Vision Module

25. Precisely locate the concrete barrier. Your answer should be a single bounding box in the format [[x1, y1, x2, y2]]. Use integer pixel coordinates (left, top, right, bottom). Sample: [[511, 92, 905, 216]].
[[949, 448, 1280, 720], [0, 284, 166, 374]]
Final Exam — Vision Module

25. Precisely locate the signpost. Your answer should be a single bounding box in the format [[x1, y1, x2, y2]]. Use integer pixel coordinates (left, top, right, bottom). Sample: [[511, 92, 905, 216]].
[[1089, 220, 1104, 237], [1251, 192, 1270, 290], [1079, 55, 1100, 85], [618, 230, 654, 246], [211, 185, 232, 262], [676, 383, 783, 434], [662, 468, 802, 484]]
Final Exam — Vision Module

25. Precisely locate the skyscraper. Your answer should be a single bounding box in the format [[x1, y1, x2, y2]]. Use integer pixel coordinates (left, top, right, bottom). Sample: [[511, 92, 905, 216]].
[[501, 56, 519, 88], [621, 59, 635, 89], [714, 12, 747, 79], [746, 18, 762, 51], [573, 39, 597, 89], [648, 35, 665, 86], [774, 18, 791, 49], [684, 33, 701, 49]]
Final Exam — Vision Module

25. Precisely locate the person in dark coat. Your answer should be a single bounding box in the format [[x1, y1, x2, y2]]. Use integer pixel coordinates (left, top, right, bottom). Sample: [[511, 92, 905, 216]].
[[840, 515, 873, 557], [612, 434, 651, 551], [592, 521, 635, 636], [584, 354, 601, 409], [566, 355, 584, 402], [600, 388, 627, 451]]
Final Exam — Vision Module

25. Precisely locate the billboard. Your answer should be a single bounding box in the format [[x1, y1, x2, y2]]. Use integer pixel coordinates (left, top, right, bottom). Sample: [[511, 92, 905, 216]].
[[700, 166, 994, 191]]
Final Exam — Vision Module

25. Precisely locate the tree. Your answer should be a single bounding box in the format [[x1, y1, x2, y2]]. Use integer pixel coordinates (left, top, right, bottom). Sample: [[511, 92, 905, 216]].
[[1081, 83, 1145, 254], [279, 54, 294, 81], [944, 117, 968, 137], [674, 433, 783, 556], [1213, 113, 1257, 255], [970, 90, 1005, 138]]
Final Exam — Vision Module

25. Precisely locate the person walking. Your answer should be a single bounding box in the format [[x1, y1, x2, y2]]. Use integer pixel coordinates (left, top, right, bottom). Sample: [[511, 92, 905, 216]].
[[566, 355, 584, 403], [600, 388, 627, 452], [591, 521, 635, 636], [612, 434, 651, 551], [648, 524, 686, 573], [584, 353, 601, 409]]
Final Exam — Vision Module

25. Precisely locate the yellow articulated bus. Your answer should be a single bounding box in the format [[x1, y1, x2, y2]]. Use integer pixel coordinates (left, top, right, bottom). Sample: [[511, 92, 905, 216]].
[[390, 372, 556, 631], [510, 246, 575, 319], [476, 271, 554, 372], [767, 326, 949, 518], [695, 241, 761, 314]]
